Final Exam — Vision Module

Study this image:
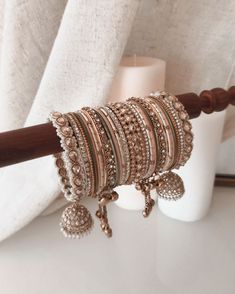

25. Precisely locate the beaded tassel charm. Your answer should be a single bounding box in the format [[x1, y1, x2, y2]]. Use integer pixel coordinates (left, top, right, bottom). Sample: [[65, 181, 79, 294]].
[[142, 189, 155, 218], [60, 203, 93, 238], [96, 190, 118, 237], [135, 176, 158, 217], [135, 171, 185, 215], [156, 171, 185, 201]]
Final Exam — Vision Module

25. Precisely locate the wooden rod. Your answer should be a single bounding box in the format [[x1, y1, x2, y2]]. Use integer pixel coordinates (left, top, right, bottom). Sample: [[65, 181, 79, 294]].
[[214, 174, 235, 187], [0, 86, 234, 168]]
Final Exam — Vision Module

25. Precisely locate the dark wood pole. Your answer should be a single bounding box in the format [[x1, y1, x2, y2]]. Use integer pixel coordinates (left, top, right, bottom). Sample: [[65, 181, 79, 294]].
[[0, 86, 234, 168]]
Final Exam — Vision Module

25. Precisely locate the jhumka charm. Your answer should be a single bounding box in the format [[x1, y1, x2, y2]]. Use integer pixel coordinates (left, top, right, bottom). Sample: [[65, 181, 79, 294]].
[[60, 202, 93, 238], [156, 171, 185, 201]]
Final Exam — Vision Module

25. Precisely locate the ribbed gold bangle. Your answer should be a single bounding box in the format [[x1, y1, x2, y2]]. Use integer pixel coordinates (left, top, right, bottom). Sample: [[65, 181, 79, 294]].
[[149, 91, 193, 169], [145, 97, 175, 171], [151, 97, 180, 170], [98, 106, 129, 185], [83, 107, 117, 189], [80, 109, 106, 194], [75, 111, 99, 196], [157, 92, 193, 167], [149, 95, 181, 169]]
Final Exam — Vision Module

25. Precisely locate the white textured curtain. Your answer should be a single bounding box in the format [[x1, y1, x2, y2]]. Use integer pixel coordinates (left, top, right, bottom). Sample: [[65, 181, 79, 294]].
[[0, 0, 235, 242], [0, 0, 140, 241]]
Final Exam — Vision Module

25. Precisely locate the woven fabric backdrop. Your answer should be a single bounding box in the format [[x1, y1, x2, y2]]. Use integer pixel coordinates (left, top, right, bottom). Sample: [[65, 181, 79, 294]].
[[0, 0, 234, 241]]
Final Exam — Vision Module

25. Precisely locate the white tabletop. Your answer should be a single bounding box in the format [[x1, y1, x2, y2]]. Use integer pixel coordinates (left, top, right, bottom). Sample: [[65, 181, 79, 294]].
[[0, 186, 235, 294]]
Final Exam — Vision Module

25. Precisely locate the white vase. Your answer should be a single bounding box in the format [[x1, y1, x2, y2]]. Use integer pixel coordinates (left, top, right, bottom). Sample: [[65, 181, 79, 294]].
[[158, 111, 226, 221]]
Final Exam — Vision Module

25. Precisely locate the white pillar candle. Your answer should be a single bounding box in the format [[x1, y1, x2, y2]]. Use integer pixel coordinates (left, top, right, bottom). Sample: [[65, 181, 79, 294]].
[[109, 56, 166, 210], [158, 111, 226, 221], [109, 56, 166, 101]]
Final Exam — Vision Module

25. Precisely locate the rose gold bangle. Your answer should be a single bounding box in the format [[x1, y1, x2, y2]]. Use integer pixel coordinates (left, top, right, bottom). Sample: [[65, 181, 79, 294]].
[[145, 97, 175, 171], [74, 111, 98, 197], [156, 92, 193, 166], [149, 91, 193, 168], [140, 99, 167, 172], [149, 96, 179, 170], [97, 107, 127, 185], [82, 107, 117, 189], [149, 94, 181, 169], [80, 109, 106, 194]]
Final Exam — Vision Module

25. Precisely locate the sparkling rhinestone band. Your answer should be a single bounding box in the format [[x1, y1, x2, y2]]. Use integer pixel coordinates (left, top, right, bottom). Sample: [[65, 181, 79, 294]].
[[127, 102, 150, 178], [108, 102, 146, 184]]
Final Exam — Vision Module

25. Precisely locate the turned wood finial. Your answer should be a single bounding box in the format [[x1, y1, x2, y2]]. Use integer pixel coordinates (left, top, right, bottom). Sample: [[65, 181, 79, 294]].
[[199, 86, 235, 114]]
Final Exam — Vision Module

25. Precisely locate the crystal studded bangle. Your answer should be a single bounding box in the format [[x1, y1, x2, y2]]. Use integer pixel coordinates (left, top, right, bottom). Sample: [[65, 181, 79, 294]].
[[49, 111, 86, 202], [108, 102, 145, 184], [65, 113, 95, 197], [127, 99, 157, 179], [49, 111, 93, 238], [126, 101, 150, 178]]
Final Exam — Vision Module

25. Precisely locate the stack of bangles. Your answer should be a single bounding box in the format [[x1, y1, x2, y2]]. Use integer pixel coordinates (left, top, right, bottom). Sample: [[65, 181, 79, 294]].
[[49, 90, 193, 239]]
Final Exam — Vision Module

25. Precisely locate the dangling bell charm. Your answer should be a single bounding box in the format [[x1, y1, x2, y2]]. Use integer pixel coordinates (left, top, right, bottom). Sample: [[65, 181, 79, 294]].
[[156, 171, 185, 201], [96, 190, 119, 238], [60, 202, 93, 238], [135, 179, 156, 217], [142, 193, 155, 218]]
